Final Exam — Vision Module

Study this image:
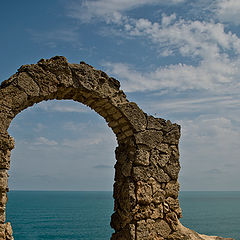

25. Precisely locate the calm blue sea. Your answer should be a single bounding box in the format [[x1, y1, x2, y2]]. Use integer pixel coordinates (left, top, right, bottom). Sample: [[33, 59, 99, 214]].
[[6, 191, 239, 240]]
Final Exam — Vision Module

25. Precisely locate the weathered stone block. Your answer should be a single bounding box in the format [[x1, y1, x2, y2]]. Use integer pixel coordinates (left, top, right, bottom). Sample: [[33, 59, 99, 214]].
[[163, 126, 181, 144], [122, 125, 130, 132], [1, 86, 28, 114], [133, 165, 170, 183], [121, 161, 132, 177], [136, 181, 152, 205], [133, 202, 165, 221], [169, 145, 179, 158], [118, 180, 136, 212], [119, 102, 147, 131], [147, 116, 180, 134], [150, 149, 170, 167], [155, 220, 172, 238], [20, 64, 59, 97], [38, 56, 73, 87], [0, 135, 14, 152], [166, 197, 182, 218], [147, 116, 165, 130], [152, 190, 165, 204], [0, 207, 5, 223], [165, 181, 180, 199], [149, 177, 165, 204], [17, 72, 40, 97], [0, 192, 7, 207], [0, 113, 14, 133], [164, 162, 181, 180], [118, 117, 128, 125], [108, 120, 118, 128], [135, 149, 150, 166], [136, 219, 153, 240], [124, 129, 133, 137], [158, 143, 169, 153], [151, 203, 164, 219], [107, 106, 118, 115], [133, 204, 153, 220], [136, 219, 171, 239], [0, 171, 8, 190], [113, 111, 122, 121], [0, 151, 11, 170], [135, 130, 163, 149]]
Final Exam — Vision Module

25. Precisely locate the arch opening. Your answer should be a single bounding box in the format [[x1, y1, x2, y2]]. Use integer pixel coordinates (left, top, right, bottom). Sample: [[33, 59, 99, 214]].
[[7, 99, 117, 239], [8, 99, 117, 191]]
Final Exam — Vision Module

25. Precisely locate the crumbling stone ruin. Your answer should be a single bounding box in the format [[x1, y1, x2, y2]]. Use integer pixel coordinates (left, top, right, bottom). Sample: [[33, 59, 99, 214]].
[[0, 56, 234, 240]]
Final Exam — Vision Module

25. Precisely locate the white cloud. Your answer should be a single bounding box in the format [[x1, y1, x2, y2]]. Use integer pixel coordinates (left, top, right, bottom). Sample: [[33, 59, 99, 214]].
[[141, 95, 240, 116], [33, 137, 58, 146], [103, 14, 240, 93], [104, 59, 240, 93], [214, 0, 240, 25], [103, 62, 148, 92], [66, 0, 185, 22], [127, 15, 240, 57], [63, 1, 240, 96]]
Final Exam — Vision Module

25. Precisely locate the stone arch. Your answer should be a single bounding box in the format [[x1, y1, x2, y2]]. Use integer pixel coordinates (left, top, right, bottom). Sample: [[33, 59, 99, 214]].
[[0, 56, 231, 240]]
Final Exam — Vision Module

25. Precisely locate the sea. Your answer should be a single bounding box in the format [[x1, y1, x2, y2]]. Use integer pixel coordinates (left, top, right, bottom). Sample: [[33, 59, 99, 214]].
[[6, 191, 240, 240]]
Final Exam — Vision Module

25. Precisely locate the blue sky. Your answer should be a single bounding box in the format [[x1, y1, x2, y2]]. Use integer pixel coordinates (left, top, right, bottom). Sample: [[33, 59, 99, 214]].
[[1, 0, 240, 191]]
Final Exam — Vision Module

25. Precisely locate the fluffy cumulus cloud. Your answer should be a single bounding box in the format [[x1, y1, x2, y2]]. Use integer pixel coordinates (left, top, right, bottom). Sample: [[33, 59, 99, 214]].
[[214, 0, 240, 25], [103, 14, 240, 93], [65, 0, 240, 94], [128, 15, 240, 57], [104, 60, 240, 93]]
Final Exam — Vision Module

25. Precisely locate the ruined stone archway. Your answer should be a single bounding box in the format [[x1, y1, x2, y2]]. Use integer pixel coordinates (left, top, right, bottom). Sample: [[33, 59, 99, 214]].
[[0, 56, 233, 240]]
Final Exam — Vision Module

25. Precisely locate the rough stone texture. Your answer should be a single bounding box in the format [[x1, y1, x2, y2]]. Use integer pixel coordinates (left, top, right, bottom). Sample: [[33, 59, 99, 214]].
[[0, 56, 234, 240]]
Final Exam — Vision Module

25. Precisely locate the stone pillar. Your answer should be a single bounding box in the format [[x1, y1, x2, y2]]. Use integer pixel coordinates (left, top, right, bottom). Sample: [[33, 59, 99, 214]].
[[0, 134, 14, 240], [111, 140, 137, 239], [110, 112, 182, 239]]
